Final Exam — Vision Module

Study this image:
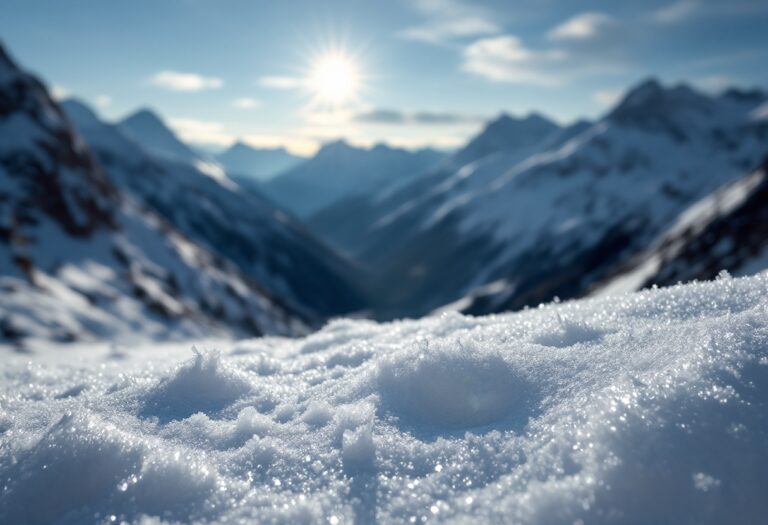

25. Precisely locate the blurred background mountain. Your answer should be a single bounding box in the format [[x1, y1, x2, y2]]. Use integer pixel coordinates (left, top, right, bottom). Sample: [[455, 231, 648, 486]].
[[1, 40, 766, 348]]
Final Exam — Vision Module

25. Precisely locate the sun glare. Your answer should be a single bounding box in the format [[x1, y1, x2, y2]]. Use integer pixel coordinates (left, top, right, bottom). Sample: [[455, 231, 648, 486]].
[[308, 52, 360, 106]]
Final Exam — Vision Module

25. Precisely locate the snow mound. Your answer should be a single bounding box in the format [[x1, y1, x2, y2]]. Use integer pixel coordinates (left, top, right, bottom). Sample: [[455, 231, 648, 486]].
[[2, 273, 768, 523], [376, 340, 539, 431], [140, 349, 252, 422]]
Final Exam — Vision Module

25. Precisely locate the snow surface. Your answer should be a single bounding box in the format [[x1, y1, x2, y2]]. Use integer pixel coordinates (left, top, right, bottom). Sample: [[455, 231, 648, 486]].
[[3, 273, 768, 524]]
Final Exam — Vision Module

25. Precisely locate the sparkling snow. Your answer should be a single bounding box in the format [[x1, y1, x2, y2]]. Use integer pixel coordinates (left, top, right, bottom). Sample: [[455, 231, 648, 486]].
[[2, 273, 768, 524]]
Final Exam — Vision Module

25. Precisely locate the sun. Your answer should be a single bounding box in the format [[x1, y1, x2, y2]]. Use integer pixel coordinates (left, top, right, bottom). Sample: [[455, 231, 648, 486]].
[[307, 52, 361, 107]]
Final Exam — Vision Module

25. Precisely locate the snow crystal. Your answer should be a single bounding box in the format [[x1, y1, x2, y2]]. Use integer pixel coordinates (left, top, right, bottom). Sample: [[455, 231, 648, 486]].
[[2, 273, 768, 524]]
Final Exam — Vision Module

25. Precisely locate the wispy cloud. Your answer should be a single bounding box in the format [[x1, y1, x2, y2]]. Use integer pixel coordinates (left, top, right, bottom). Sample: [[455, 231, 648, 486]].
[[168, 118, 231, 146], [232, 97, 261, 110], [399, 0, 500, 45], [653, 0, 699, 23], [461, 35, 565, 86], [149, 71, 223, 92], [593, 88, 625, 108], [651, 0, 768, 24], [258, 76, 305, 90], [354, 108, 486, 125], [690, 75, 739, 93], [94, 95, 112, 108], [51, 85, 69, 100], [547, 12, 617, 41]]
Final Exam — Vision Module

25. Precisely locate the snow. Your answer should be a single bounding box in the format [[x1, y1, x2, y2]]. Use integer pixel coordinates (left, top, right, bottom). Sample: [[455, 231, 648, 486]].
[[595, 166, 767, 297], [3, 273, 768, 524]]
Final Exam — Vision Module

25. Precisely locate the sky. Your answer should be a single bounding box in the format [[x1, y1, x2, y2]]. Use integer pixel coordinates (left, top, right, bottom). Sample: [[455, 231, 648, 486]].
[[2, 0, 767, 156]]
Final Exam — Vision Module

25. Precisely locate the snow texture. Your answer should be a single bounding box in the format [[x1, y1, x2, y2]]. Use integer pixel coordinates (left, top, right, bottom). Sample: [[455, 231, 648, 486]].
[[2, 272, 768, 524]]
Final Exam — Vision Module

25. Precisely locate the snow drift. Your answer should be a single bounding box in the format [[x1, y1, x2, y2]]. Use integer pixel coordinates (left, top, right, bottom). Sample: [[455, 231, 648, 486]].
[[2, 272, 768, 524]]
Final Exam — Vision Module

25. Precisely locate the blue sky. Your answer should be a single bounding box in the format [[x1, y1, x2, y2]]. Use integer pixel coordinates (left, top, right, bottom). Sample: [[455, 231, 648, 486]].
[[2, 0, 767, 155]]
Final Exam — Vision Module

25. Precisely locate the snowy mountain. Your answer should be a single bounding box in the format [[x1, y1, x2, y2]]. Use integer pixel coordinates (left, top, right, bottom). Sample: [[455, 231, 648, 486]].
[[324, 80, 767, 318], [62, 99, 366, 322], [309, 113, 568, 258], [0, 44, 304, 346], [119, 109, 199, 164], [593, 156, 768, 296], [452, 112, 560, 166], [3, 272, 768, 523], [215, 141, 303, 181], [263, 139, 445, 217]]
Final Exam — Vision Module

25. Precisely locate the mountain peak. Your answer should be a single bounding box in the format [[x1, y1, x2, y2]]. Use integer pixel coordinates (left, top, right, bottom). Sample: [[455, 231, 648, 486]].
[[453, 111, 559, 165], [61, 98, 101, 126], [609, 78, 715, 126], [227, 140, 288, 155], [316, 138, 357, 157], [0, 41, 22, 81], [118, 106, 199, 164], [121, 107, 166, 129]]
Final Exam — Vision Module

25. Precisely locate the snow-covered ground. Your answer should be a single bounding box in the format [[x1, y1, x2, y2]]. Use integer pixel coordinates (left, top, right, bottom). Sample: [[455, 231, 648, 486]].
[[2, 272, 768, 524]]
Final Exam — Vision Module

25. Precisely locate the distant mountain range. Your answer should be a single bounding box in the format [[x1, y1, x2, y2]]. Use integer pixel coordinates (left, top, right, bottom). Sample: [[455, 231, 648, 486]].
[[61, 98, 365, 323], [262, 140, 446, 217], [215, 141, 304, 181], [307, 79, 768, 318]]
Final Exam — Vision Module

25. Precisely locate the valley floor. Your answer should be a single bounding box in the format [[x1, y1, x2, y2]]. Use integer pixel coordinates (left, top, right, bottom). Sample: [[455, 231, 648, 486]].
[[2, 272, 768, 524]]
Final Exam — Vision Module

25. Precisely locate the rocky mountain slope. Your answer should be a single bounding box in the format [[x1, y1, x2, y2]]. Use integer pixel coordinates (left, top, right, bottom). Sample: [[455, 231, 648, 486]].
[[593, 156, 768, 296], [0, 44, 305, 345]]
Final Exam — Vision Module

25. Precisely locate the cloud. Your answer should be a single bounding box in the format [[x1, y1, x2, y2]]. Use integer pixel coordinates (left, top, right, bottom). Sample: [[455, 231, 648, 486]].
[[240, 134, 317, 157], [94, 95, 112, 108], [354, 108, 485, 125], [653, 0, 699, 23], [232, 97, 261, 110], [593, 89, 625, 108], [547, 12, 617, 41], [651, 0, 768, 23], [168, 118, 232, 146], [399, 0, 500, 44], [461, 35, 565, 86], [50, 85, 69, 101], [149, 71, 223, 92], [259, 76, 305, 90], [690, 75, 738, 93]]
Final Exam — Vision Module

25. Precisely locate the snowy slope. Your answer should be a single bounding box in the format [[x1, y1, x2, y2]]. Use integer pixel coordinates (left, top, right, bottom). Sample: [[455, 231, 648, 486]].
[[0, 45, 303, 346], [264, 140, 445, 217], [352, 80, 767, 318], [2, 272, 768, 524], [216, 141, 304, 181], [594, 157, 768, 296], [62, 100, 366, 321]]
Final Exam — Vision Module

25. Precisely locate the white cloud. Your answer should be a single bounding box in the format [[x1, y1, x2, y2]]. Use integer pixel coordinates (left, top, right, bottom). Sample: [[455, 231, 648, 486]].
[[232, 97, 261, 110], [51, 85, 70, 101], [168, 118, 232, 146], [461, 35, 564, 86], [593, 89, 624, 108], [241, 134, 318, 157], [653, 0, 699, 23], [259, 76, 305, 90], [548, 12, 616, 41], [399, 0, 500, 44], [94, 95, 112, 108], [690, 75, 737, 93], [149, 71, 223, 92]]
